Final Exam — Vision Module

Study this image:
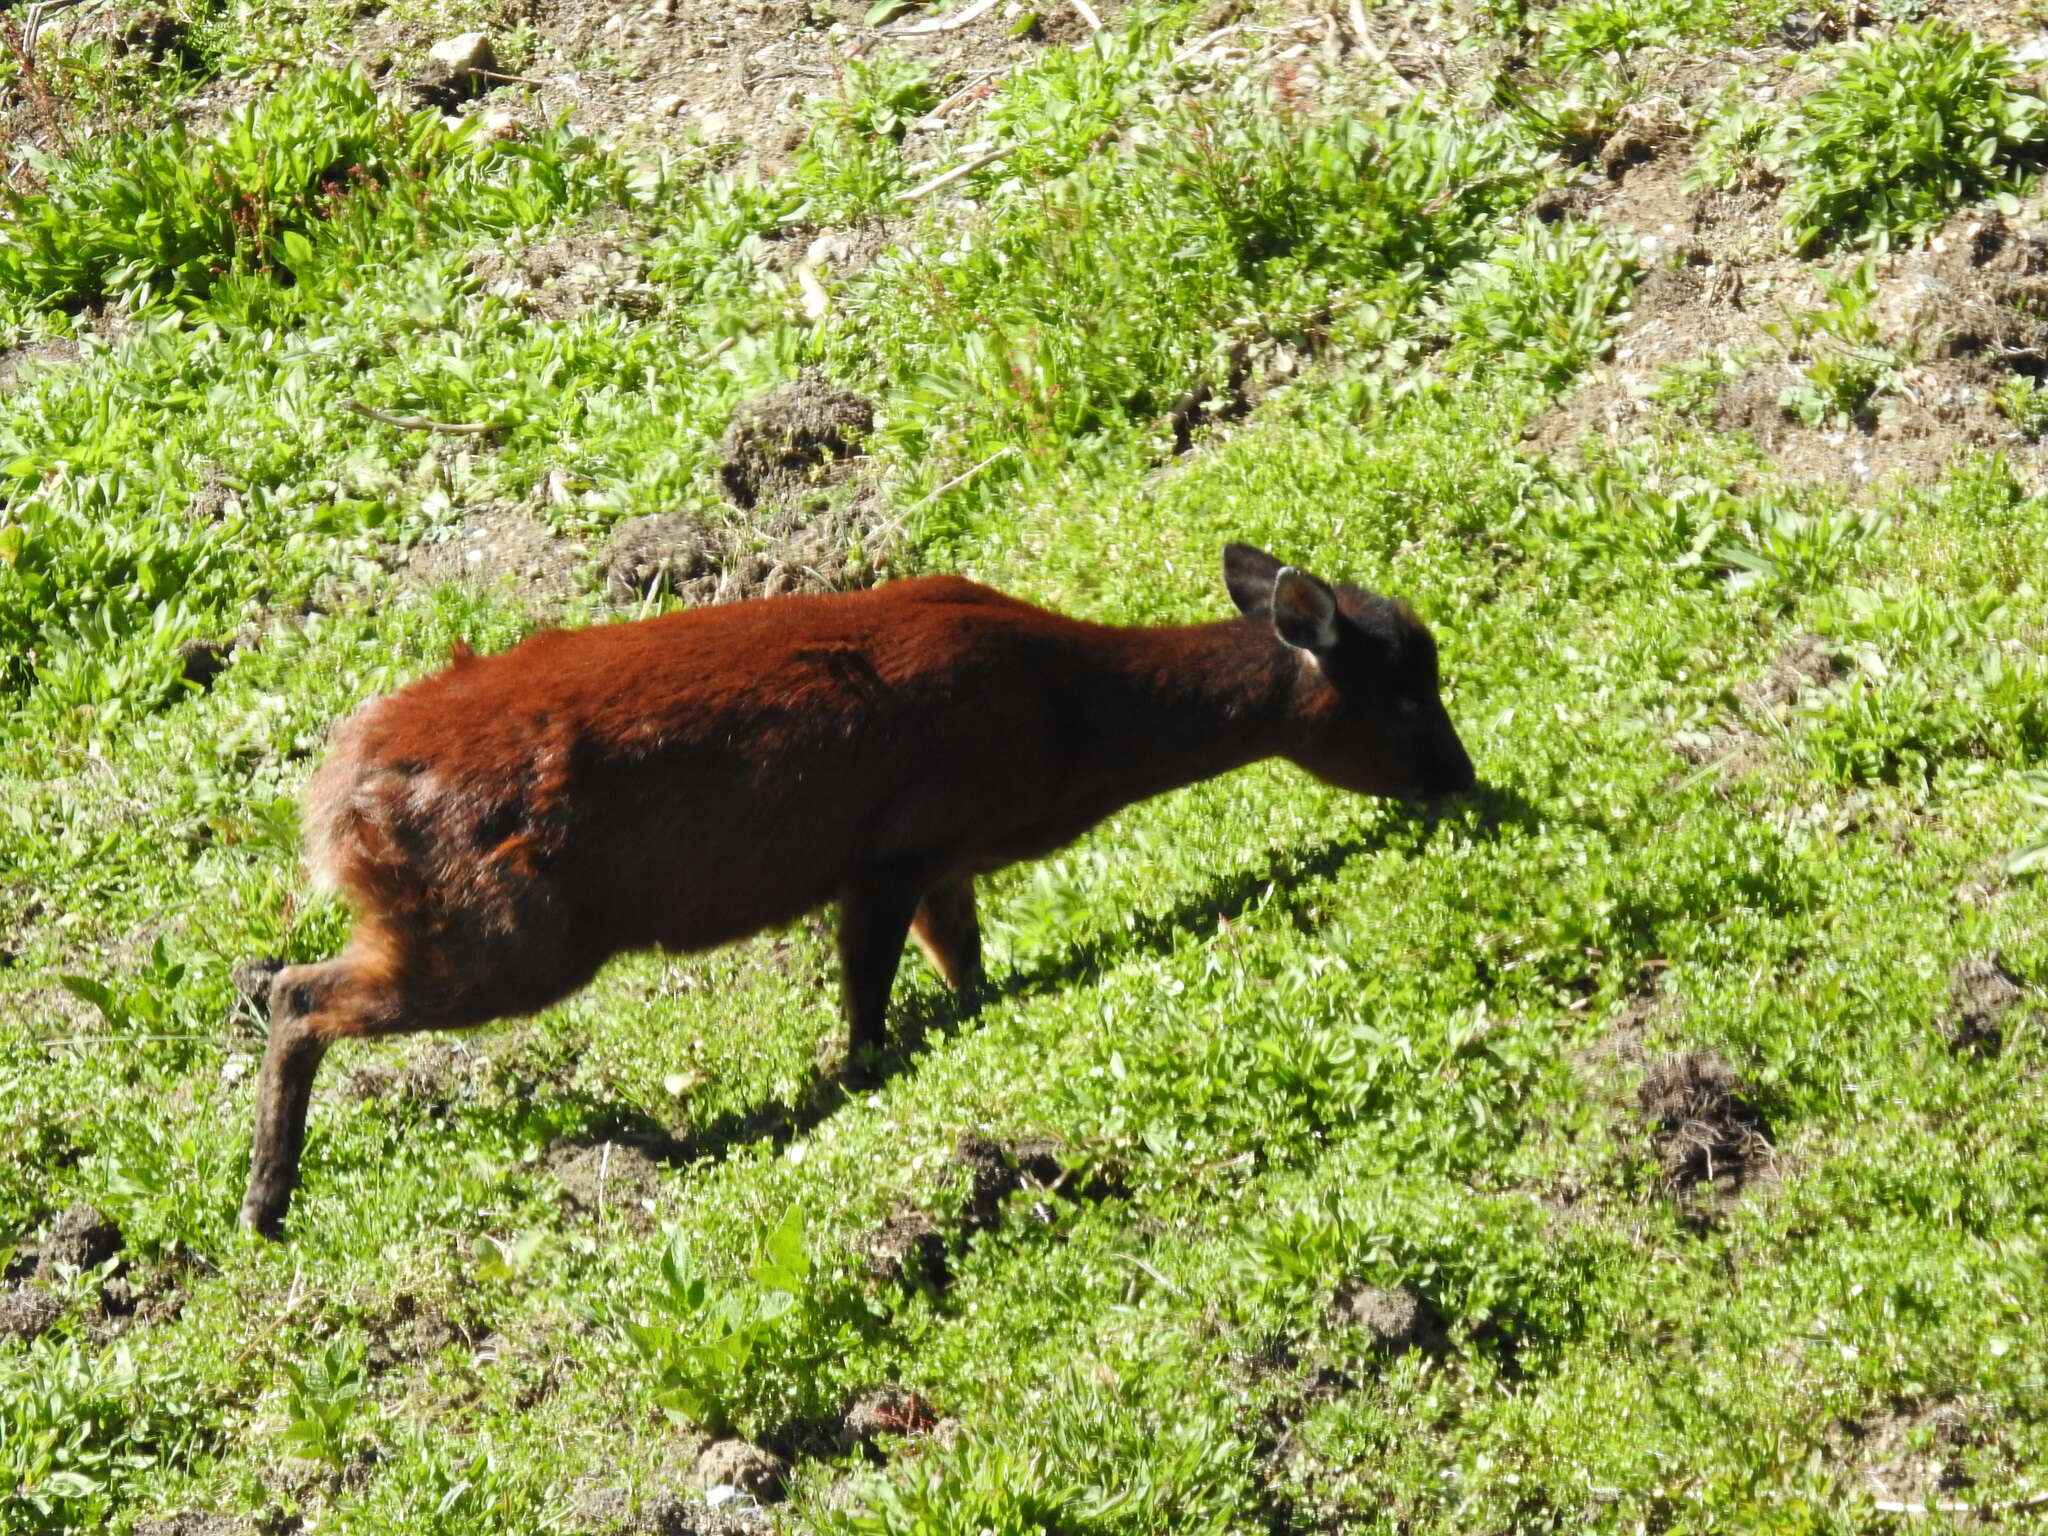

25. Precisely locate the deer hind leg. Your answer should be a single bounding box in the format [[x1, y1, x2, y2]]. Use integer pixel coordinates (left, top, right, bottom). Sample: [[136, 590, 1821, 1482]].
[[240, 918, 591, 1238], [912, 875, 983, 1004]]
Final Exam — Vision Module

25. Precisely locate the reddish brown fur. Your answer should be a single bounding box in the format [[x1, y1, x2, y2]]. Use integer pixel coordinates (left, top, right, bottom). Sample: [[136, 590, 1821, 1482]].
[[241, 546, 1475, 1235]]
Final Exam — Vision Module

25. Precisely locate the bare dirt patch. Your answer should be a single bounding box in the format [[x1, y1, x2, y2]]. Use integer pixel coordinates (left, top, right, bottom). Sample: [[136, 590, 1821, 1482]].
[[397, 505, 592, 609], [1327, 1282, 1445, 1354], [492, 0, 1127, 173], [1944, 956, 2026, 1058], [133, 1516, 252, 1536], [836, 1384, 942, 1460], [547, 1138, 666, 1225], [693, 1438, 788, 1503], [39, 1201, 124, 1273], [857, 1207, 949, 1291], [0, 1286, 64, 1344], [1549, 145, 2048, 491], [603, 500, 881, 606], [464, 230, 656, 321], [951, 1132, 1092, 1231], [1736, 632, 1843, 714], [343, 1039, 487, 1115], [1637, 1051, 1775, 1223], [718, 370, 874, 510], [0, 337, 83, 394], [1838, 1397, 1995, 1512]]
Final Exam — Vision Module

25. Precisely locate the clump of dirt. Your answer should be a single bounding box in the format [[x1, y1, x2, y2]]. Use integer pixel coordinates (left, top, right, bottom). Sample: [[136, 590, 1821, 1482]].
[[718, 372, 874, 510], [178, 637, 236, 693], [364, 1292, 477, 1373], [1327, 1282, 1445, 1353], [858, 1208, 949, 1291], [41, 1202, 123, 1273], [343, 1040, 484, 1114], [836, 1384, 941, 1460], [1666, 728, 1768, 783], [114, 12, 201, 69], [1637, 1052, 1774, 1220], [603, 503, 882, 607], [465, 232, 655, 321], [605, 514, 720, 603], [692, 1439, 787, 1503], [398, 506, 590, 610], [1945, 956, 2025, 1058], [546, 1140, 665, 1225], [0, 1287, 64, 1344], [951, 1133, 1080, 1230], [0, 337, 83, 395], [1839, 1398, 1991, 1509], [1737, 633, 1844, 714], [133, 1516, 252, 1536]]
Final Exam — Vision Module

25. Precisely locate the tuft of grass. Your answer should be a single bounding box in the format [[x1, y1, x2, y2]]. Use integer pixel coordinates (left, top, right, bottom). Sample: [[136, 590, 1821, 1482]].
[[1692, 22, 2048, 252]]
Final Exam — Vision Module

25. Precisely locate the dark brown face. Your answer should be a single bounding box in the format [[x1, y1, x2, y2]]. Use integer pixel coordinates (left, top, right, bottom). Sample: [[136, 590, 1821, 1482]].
[[1298, 587, 1477, 803], [1222, 543, 1477, 803]]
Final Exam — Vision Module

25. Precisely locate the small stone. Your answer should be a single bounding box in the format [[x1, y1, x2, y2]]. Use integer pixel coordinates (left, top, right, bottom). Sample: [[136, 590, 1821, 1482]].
[[652, 92, 687, 116], [696, 110, 733, 140], [480, 109, 521, 138], [2015, 35, 2048, 64], [427, 31, 497, 76], [692, 1439, 787, 1503]]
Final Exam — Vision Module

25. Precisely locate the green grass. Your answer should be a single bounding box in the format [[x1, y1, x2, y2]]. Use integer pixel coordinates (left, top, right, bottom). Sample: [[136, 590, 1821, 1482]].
[[3, 4, 2048, 1533]]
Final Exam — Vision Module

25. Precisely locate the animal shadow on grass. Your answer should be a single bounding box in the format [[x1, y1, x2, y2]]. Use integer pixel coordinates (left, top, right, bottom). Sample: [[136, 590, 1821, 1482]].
[[568, 779, 1546, 1173]]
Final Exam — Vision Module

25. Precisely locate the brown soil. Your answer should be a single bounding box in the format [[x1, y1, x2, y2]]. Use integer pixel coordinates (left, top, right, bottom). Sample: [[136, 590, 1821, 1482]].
[[603, 501, 881, 607], [343, 1039, 486, 1114], [836, 1384, 941, 1459], [718, 371, 874, 510], [1327, 1282, 1444, 1353], [0, 1286, 64, 1344], [858, 1207, 949, 1290], [464, 230, 655, 321], [133, 1517, 252, 1536], [1637, 1051, 1774, 1222], [568, 1473, 776, 1535], [365, 1294, 479, 1372], [396, 505, 591, 609], [230, 956, 285, 1022], [1538, 97, 2048, 495], [951, 1132, 1083, 1230], [692, 1438, 788, 1503], [1736, 632, 1843, 714], [1838, 1397, 1993, 1510], [40, 1201, 124, 1272], [465, 0, 1126, 178], [0, 337, 82, 394], [1945, 956, 2025, 1058], [546, 1138, 666, 1225]]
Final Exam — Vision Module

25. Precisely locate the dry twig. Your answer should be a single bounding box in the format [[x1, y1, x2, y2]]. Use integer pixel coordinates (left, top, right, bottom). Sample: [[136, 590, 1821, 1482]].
[[898, 141, 1018, 203], [343, 400, 502, 436]]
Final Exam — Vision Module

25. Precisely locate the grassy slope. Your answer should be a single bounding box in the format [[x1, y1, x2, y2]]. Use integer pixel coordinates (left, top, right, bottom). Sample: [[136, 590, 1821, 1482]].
[[3, 2, 2048, 1533]]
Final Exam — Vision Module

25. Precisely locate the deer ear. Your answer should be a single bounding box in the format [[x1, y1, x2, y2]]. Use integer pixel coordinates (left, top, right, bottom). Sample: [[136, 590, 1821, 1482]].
[[1223, 543, 1285, 616], [1271, 567, 1339, 653]]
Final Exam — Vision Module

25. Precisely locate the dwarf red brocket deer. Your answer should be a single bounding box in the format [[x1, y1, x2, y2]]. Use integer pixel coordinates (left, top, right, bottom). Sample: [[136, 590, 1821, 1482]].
[[241, 542, 1476, 1234]]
